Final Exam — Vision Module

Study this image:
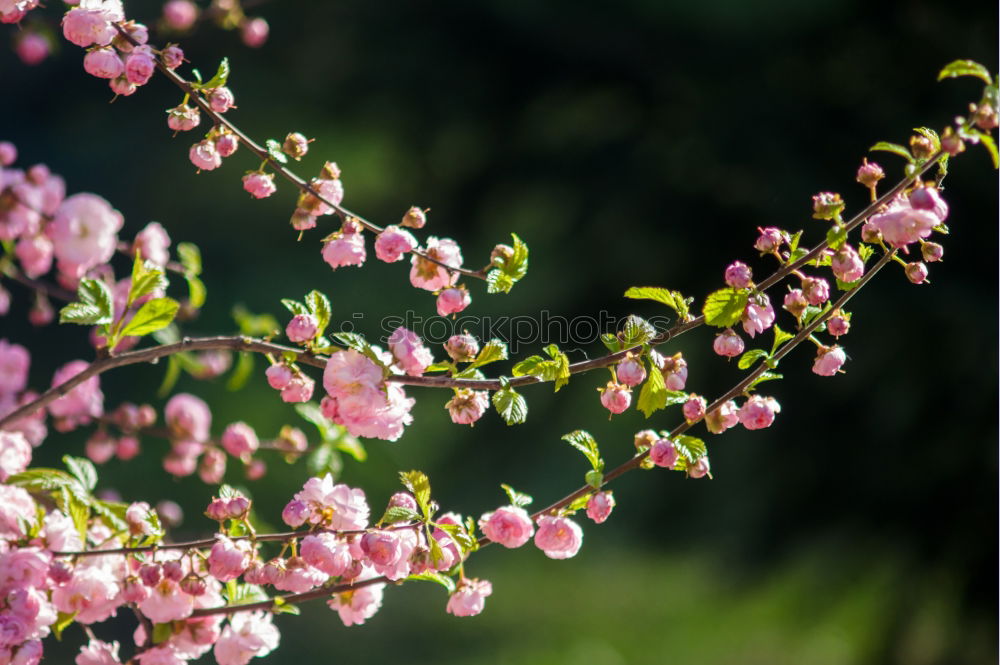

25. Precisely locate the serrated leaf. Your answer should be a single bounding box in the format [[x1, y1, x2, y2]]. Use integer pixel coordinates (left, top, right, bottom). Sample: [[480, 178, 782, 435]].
[[177, 242, 202, 276], [620, 315, 656, 347], [937, 59, 993, 85], [399, 470, 432, 517], [624, 286, 690, 320], [408, 571, 456, 594], [281, 299, 309, 316], [600, 333, 622, 352], [737, 349, 769, 370], [61, 278, 114, 326], [747, 371, 783, 391], [59, 302, 105, 326], [63, 455, 97, 492], [858, 244, 875, 263], [826, 224, 848, 251], [702, 288, 749, 328], [912, 127, 941, 153], [380, 506, 422, 525], [561, 430, 603, 472], [486, 268, 515, 294], [511, 355, 546, 377], [543, 344, 571, 392], [265, 139, 289, 165], [121, 298, 180, 337], [673, 435, 707, 465], [129, 254, 168, 308], [788, 230, 803, 253], [6, 468, 78, 492], [471, 339, 508, 368], [226, 352, 254, 391], [305, 290, 332, 338], [500, 483, 533, 508], [770, 325, 794, 355], [492, 386, 527, 425], [200, 57, 230, 89], [869, 141, 914, 163], [91, 500, 128, 532], [505, 233, 529, 280], [636, 359, 666, 417]]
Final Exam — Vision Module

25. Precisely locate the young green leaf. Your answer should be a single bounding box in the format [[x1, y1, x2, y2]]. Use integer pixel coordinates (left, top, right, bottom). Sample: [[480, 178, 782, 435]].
[[826, 224, 848, 251], [281, 298, 309, 317], [937, 59, 993, 85], [543, 344, 571, 392], [305, 290, 332, 337], [620, 315, 656, 347], [176, 242, 202, 276], [869, 141, 914, 163], [500, 483, 533, 508], [471, 339, 508, 368], [492, 386, 528, 425], [561, 430, 603, 472], [60, 278, 114, 326], [407, 571, 456, 594], [199, 57, 230, 89], [399, 470, 432, 517], [226, 352, 254, 391], [770, 325, 794, 355], [63, 455, 97, 492], [737, 349, 769, 370], [636, 358, 667, 417], [623, 286, 691, 320], [379, 505, 422, 526], [121, 297, 180, 337], [486, 268, 515, 294], [186, 275, 207, 309], [265, 138, 289, 164], [702, 288, 749, 328], [52, 611, 77, 640]]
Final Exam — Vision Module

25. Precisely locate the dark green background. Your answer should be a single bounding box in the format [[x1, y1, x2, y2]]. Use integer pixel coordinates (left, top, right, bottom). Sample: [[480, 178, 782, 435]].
[[2, 0, 997, 663]]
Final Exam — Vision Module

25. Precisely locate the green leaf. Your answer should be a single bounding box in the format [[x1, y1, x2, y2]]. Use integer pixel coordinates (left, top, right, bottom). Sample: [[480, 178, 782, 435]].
[[937, 59, 993, 85], [6, 468, 78, 492], [271, 597, 301, 615], [176, 242, 202, 276], [492, 386, 528, 425], [585, 469, 604, 489], [60, 278, 114, 326], [305, 441, 342, 480], [747, 371, 783, 391], [408, 571, 456, 594], [379, 506, 422, 525], [157, 355, 182, 398], [620, 315, 656, 347], [673, 435, 707, 466], [334, 435, 366, 463], [500, 483, 533, 508], [52, 611, 77, 640], [121, 297, 180, 337], [331, 332, 387, 369], [511, 355, 546, 377], [152, 622, 175, 645], [737, 349, 769, 370], [506, 233, 529, 280], [58, 303, 104, 326], [770, 325, 795, 355], [265, 138, 289, 165], [973, 130, 999, 168], [233, 306, 278, 336], [91, 499, 128, 532], [912, 127, 941, 153], [826, 224, 848, 251], [63, 455, 97, 492], [869, 141, 914, 163], [600, 333, 622, 352], [561, 430, 603, 472], [399, 470, 432, 517], [305, 290, 332, 338], [636, 359, 666, 417], [226, 352, 254, 391], [186, 275, 207, 309], [128, 254, 168, 308], [702, 287, 749, 328], [471, 339, 508, 368], [624, 286, 691, 320], [543, 344, 571, 392], [486, 268, 515, 294], [224, 583, 269, 606], [200, 57, 230, 89], [281, 298, 309, 317]]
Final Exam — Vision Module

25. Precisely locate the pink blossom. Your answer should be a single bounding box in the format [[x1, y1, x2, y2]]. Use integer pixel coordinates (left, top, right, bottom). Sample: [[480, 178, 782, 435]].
[[164, 393, 211, 440], [242, 173, 276, 199], [737, 395, 781, 430], [616, 357, 646, 386], [138, 578, 194, 623], [783, 288, 808, 318], [0, 547, 49, 595], [831, 245, 864, 283], [724, 261, 753, 288], [133, 221, 171, 267], [14, 234, 52, 278], [47, 193, 123, 279], [292, 474, 370, 530], [124, 46, 156, 86], [649, 438, 678, 468], [134, 645, 185, 665], [479, 506, 534, 548], [410, 236, 462, 291], [754, 227, 785, 253], [207, 87, 235, 113], [655, 352, 688, 391], [828, 314, 850, 337], [534, 515, 583, 559], [0, 340, 30, 396], [741, 295, 775, 338], [198, 448, 226, 484], [328, 581, 384, 626], [83, 47, 123, 79], [62, 2, 122, 47], [215, 133, 239, 157], [166, 104, 200, 132], [124, 501, 155, 536], [435, 288, 470, 317], [600, 381, 631, 415], [388, 327, 433, 376], [321, 230, 366, 269], [75, 638, 121, 665], [109, 77, 135, 97], [116, 436, 139, 460], [85, 431, 116, 464], [281, 499, 309, 528], [162, 0, 197, 29], [273, 556, 326, 593], [921, 242, 943, 263], [444, 333, 479, 362], [586, 491, 615, 524], [0, 486, 35, 539], [15, 34, 48, 65], [265, 364, 292, 390], [10, 640, 43, 665], [812, 346, 846, 376], [905, 261, 928, 284], [241, 17, 269, 48], [713, 328, 744, 358], [213, 611, 279, 665], [866, 206, 938, 248], [908, 187, 948, 221], [48, 360, 103, 428], [189, 140, 221, 171], [446, 389, 489, 425], [207, 537, 251, 582], [374, 225, 417, 262], [160, 45, 184, 70], [51, 566, 121, 624], [688, 456, 711, 479], [300, 533, 351, 577], [682, 395, 707, 423], [446, 578, 492, 617], [285, 314, 318, 343], [801, 277, 829, 305], [220, 422, 259, 460]]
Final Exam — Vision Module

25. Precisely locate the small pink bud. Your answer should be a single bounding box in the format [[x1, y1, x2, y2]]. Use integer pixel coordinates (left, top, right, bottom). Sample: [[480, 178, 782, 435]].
[[801, 277, 830, 305], [215, 132, 239, 157], [737, 395, 781, 430], [16, 33, 50, 66], [205, 497, 230, 522], [633, 429, 659, 451], [139, 563, 162, 587], [124, 47, 156, 86], [180, 574, 206, 596], [585, 491, 615, 524], [163, 0, 198, 30], [0, 141, 16, 166], [282, 499, 310, 528], [827, 313, 850, 338], [167, 103, 200, 132], [724, 261, 753, 289], [246, 459, 267, 480], [161, 44, 184, 69], [109, 76, 137, 97], [713, 328, 744, 358], [280, 374, 314, 403], [754, 227, 785, 253], [283, 132, 310, 160], [241, 172, 276, 199], [444, 333, 479, 362], [649, 438, 678, 468], [940, 128, 965, 156], [436, 287, 471, 317], [221, 422, 259, 460], [401, 206, 427, 229], [266, 363, 293, 390], [682, 395, 707, 423], [855, 158, 884, 189], [226, 496, 251, 519], [286, 313, 318, 343], [85, 430, 117, 464], [783, 288, 808, 318], [812, 345, 846, 376], [616, 356, 646, 387], [905, 261, 928, 284], [198, 447, 227, 484], [831, 245, 864, 283], [387, 492, 418, 512], [600, 381, 631, 415], [162, 560, 184, 582], [207, 87, 235, 113], [189, 139, 221, 171], [921, 242, 943, 263], [156, 500, 183, 527], [687, 456, 711, 479], [241, 17, 269, 48], [83, 47, 123, 79]]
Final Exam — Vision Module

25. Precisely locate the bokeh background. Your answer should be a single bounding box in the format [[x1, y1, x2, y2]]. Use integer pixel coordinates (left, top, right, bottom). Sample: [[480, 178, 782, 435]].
[[2, 0, 997, 663]]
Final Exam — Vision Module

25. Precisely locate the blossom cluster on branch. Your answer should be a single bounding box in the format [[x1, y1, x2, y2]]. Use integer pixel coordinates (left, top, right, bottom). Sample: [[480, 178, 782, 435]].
[[0, 1, 997, 664]]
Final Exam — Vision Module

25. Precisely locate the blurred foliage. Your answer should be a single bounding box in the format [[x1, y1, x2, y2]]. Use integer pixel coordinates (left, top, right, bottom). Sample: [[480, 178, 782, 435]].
[[1, 0, 996, 663]]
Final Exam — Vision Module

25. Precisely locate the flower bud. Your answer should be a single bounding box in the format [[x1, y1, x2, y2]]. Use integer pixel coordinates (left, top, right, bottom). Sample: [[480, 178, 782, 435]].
[[156, 500, 183, 527], [319, 161, 342, 180], [909, 133, 935, 160], [205, 497, 230, 522], [973, 103, 999, 130], [812, 192, 844, 220], [905, 261, 928, 284], [16, 33, 49, 66], [812, 345, 846, 376], [490, 243, 514, 266], [831, 245, 864, 283], [265, 364, 293, 390], [161, 44, 184, 69], [586, 492, 615, 524], [444, 333, 479, 362], [801, 277, 830, 306], [207, 87, 235, 113], [282, 132, 310, 160], [387, 492, 418, 512], [855, 158, 884, 190], [275, 426, 308, 455], [940, 127, 965, 156], [285, 313, 318, 343], [713, 328, 744, 358], [633, 429, 659, 451], [437, 287, 471, 317], [198, 447, 226, 484], [215, 132, 239, 157], [921, 241, 943, 263], [85, 430, 117, 464], [189, 139, 221, 171], [754, 227, 785, 253], [737, 395, 781, 430], [226, 496, 251, 519], [138, 563, 162, 587], [687, 456, 711, 479], [180, 574, 207, 596], [246, 459, 267, 480], [0, 141, 16, 166], [163, 0, 198, 30], [108, 77, 135, 99], [649, 438, 678, 468], [724, 261, 753, 289], [827, 313, 850, 337], [682, 395, 707, 423], [282, 499, 310, 528], [162, 560, 184, 582], [167, 104, 200, 132], [124, 47, 156, 86], [616, 356, 646, 387], [280, 374, 314, 403], [401, 206, 427, 229], [83, 47, 123, 79], [241, 17, 269, 48], [599, 381, 631, 415]]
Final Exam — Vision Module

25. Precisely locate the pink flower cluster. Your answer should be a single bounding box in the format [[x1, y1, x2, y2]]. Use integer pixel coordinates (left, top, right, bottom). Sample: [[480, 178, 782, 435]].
[[320, 349, 415, 441]]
